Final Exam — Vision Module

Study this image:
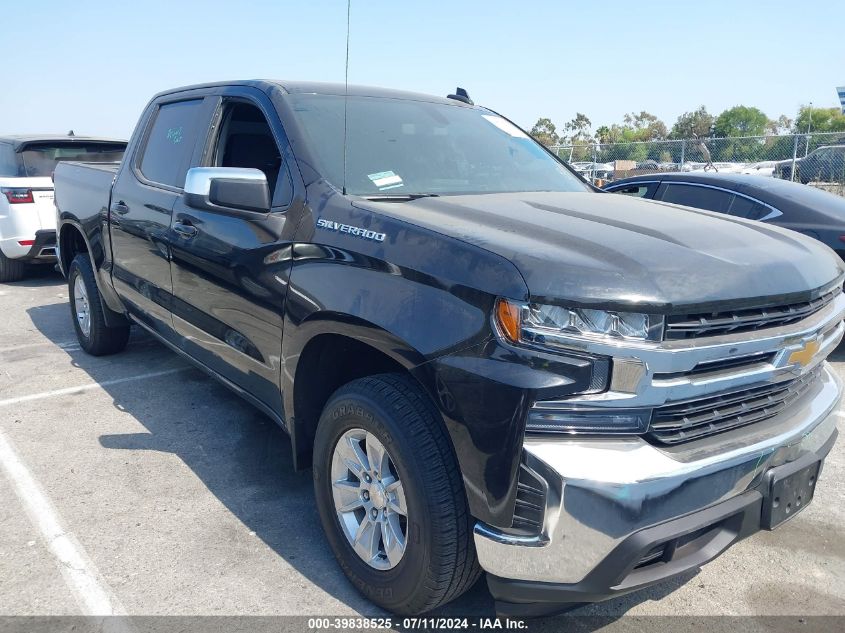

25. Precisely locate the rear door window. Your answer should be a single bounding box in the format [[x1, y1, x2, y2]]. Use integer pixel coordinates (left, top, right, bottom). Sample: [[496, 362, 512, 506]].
[[660, 183, 733, 213], [139, 99, 204, 188]]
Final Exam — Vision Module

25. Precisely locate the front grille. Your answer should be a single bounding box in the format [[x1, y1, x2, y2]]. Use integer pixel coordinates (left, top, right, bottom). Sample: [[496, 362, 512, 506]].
[[654, 351, 777, 381], [665, 287, 839, 339], [648, 366, 823, 445], [634, 543, 667, 569], [511, 463, 547, 535]]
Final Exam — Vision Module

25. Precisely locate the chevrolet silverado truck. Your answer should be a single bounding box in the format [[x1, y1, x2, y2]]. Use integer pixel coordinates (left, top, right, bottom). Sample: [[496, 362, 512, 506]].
[[54, 81, 844, 617]]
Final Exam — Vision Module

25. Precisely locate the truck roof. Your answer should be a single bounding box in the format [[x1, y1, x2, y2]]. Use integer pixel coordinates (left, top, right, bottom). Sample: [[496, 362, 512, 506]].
[[152, 80, 465, 106], [0, 135, 127, 150]]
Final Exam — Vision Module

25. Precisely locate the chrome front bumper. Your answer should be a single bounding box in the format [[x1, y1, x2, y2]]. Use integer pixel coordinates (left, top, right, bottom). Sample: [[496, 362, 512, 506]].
[[474, 361, 842, 585]]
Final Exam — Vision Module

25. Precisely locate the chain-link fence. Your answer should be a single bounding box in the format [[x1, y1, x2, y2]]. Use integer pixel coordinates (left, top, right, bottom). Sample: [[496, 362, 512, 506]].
[[551, 131, 845, 195]]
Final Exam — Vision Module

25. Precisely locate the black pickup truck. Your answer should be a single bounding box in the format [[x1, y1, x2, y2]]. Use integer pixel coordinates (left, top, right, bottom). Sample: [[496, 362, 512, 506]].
[[54, 81, 844, 617]]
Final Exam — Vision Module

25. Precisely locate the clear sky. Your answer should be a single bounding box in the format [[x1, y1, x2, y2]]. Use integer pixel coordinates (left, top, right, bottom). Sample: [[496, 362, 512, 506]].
[[2, 0, 843, 139]]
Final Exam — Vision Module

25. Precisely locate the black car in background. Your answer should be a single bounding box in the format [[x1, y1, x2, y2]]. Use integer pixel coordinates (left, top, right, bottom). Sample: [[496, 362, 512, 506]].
[[774, 145, 845, 183], [604, 172, 845, 259]]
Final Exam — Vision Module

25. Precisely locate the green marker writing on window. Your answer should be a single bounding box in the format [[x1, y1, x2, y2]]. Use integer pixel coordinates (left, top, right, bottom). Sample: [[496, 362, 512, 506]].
[[166, 126, 183, 144]]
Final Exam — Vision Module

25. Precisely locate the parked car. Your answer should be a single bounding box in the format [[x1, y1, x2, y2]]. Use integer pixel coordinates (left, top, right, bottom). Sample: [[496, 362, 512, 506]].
[[636, 159, 659, 170], [0, 134, 125, 281], [774, 145, 845, 183], [741, 161, 777, 177], [568, 160, 613, 181], [604, 172, 845, 260], [54, 80, 843, 617]]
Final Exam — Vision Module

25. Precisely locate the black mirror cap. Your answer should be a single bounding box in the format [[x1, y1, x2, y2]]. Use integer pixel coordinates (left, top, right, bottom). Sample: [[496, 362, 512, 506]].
[[208, 178, 270, 213]]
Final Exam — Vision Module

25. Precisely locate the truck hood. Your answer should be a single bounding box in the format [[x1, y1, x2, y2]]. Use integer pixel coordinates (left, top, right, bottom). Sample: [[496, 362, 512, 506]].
[[360, 191, 843, 311]]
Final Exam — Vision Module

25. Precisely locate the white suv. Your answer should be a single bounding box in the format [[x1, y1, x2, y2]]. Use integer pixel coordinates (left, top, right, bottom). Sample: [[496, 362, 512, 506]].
[[0, 134, 125, 281]]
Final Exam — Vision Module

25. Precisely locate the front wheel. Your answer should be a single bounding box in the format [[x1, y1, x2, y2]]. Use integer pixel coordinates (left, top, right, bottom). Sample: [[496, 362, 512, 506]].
[[68, 254, 130, 356], [313, 374, 481, 614]]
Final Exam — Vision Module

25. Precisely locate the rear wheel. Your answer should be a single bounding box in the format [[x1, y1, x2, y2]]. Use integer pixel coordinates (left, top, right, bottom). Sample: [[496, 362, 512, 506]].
[[313, 373, 481, 614], [0, 250, 26, 283], [68, 254, 130, 355]]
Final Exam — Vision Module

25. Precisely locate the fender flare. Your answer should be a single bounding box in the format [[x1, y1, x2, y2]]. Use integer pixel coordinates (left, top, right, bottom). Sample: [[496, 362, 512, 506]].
[[57, 218, 129, 327], [282, 311, 433, 466]]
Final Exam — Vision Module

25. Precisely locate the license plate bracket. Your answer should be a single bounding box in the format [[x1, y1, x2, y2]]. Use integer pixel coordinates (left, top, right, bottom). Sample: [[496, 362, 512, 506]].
[[761, 456, 820, 530]]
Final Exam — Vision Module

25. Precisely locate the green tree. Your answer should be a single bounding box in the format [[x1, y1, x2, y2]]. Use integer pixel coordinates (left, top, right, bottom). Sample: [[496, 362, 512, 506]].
[[793, 106, 845, 133], [714, 106, 769, 137], [621, 111, 667, 141], [529, 117, 560, 147], [564, 112, 593, 144], [669, 106, 714, 139], [594, 125, 612, 144]]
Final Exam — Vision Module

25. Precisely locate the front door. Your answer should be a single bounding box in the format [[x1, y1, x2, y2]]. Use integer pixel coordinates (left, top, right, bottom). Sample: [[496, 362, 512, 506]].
[[168, 92, 302, 413]]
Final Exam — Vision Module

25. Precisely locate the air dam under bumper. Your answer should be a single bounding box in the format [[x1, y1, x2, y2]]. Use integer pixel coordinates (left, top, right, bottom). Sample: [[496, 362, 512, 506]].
[[17, 229, 57, 262], [474, 363, 841, 617]]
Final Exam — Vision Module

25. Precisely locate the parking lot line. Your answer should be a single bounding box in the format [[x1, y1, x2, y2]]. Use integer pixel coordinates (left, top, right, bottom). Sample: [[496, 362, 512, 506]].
[[0, 428, 127, 618], [0, 367, 190, 408], [0, 341, 80, 353]]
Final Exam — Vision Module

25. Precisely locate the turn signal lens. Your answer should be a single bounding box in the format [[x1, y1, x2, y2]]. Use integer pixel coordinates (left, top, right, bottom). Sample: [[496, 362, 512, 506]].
[[2, 188, 34, 204], [495, 298, 522, 343]]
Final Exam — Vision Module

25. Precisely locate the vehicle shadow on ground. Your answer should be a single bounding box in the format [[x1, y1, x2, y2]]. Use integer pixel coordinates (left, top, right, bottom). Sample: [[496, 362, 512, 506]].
[[27, 295, 694, 624], [2, 265, 63, 288]]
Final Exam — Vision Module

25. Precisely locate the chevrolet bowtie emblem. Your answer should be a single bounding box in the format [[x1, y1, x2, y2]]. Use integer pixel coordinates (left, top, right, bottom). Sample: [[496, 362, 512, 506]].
[[788, 339, 821, 369]]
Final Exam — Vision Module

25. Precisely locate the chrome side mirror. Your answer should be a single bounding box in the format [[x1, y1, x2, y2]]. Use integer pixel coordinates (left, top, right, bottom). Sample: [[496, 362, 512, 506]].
[[184, 167, 270, 213]]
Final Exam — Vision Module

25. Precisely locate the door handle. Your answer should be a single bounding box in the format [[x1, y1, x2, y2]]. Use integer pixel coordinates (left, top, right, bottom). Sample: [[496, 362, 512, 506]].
[[172, 221, 198, 239], [112, 201, 129, 215]]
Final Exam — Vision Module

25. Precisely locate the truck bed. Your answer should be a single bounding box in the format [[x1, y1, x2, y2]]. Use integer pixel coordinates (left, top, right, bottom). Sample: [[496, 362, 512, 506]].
[[53, 161, 120, 223]]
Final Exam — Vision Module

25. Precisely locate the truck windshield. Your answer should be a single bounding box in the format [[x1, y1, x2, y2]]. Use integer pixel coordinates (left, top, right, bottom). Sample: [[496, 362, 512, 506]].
[[288, 95, 588, 196], [19, 142, 126, 177]]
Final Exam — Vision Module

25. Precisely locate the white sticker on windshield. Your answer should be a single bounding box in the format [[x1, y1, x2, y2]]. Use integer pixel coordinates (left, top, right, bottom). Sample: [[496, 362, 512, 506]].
[[482, 115, 530, 139], [368, 170, 404, 190]]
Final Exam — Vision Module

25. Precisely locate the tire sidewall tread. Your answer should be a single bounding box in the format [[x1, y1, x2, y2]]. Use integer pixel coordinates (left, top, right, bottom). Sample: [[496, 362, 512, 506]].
[[68, 254, 129, 356], [313, 373, 480, 615], [0, 250, 27, 283]]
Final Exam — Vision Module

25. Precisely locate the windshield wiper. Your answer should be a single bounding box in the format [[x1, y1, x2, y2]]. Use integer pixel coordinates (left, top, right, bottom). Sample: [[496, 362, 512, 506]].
[[359, 193, 440, 202]]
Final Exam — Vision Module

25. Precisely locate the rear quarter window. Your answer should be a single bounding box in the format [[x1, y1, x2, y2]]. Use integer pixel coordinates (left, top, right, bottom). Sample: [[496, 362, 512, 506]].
[[139, 100, 204, 188], [727, 195, 772, 220], [0, 143, 19, 177]]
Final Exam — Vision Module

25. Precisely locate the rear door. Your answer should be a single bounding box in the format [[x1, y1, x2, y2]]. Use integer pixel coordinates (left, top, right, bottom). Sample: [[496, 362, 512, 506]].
[[168, 88, 303, 412], [109, 97, 212, 338]]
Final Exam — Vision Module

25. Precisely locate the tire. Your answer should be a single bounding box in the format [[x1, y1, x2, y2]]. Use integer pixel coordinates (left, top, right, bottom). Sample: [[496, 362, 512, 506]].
[[313, 373, 481, 615], [0, 250, 26, 283], [68, 253, 130, 356]]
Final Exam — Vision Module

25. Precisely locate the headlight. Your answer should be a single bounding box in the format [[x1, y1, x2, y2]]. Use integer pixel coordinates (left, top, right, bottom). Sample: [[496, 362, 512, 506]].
[[495, 298, 663, 348]]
